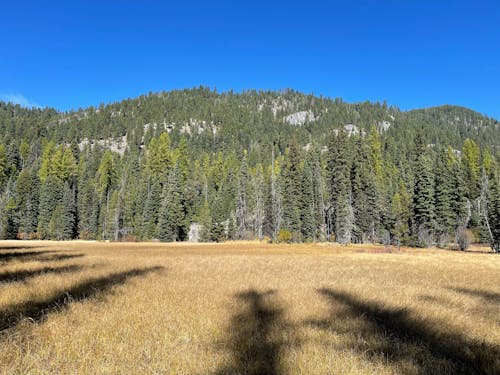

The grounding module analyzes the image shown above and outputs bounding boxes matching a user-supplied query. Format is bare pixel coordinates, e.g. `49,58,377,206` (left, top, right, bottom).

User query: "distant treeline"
0,88,498,251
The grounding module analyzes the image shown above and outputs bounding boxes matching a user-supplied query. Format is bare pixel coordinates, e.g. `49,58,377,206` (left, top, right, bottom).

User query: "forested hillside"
0,87,499,251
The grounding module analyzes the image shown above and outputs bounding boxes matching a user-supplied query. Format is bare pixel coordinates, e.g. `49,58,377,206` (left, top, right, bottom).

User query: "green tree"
157,165,186,242
486,170,500,252
434,149,454,245
37,175,63,239
412,153,436,246
236,152,250,239
0,144,7,190
141,180,162,239
462,138,480,198
327,130,352,243
281,138,302,240
97,151,116,239
300,153,316,241
391,180,410,248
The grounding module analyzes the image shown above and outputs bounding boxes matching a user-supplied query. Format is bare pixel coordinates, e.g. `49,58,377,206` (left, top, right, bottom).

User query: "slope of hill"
1,88,499,158
0,88,499,251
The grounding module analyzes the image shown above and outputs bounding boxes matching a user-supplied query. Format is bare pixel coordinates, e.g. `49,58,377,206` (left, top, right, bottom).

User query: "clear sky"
1,1,499,118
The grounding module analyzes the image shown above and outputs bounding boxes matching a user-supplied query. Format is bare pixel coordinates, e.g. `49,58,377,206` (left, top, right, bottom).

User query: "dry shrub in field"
277,229,292,243
456,229,474,251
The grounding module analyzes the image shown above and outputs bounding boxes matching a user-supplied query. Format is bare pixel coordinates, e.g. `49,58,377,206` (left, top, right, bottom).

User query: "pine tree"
16,169,40,238
210,191,227,242
300,153,316,241
97,151,116,239
37,175,63,239
462,138,480,199
434,149,454,245
350,138,379,242
106,189,122,240
252,164,265,241
486,170,500,252
281,138,302,241
147,132,172,179
412,153,436,246
60,183,77,239
450,158,470,235
0,193,18,239
391,179,411,248
141,180,162,239
0,144,7,191
78,178,100,239
236,152,250,239
268,146,282,241
157,166,186,242
335,190,354,244
38,141,55,183
327,130,352,243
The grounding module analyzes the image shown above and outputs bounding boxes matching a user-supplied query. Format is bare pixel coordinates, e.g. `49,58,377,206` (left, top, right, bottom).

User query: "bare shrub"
456,229,473,251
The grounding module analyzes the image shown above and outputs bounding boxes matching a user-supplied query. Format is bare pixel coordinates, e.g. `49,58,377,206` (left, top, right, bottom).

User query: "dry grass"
0,240,498,374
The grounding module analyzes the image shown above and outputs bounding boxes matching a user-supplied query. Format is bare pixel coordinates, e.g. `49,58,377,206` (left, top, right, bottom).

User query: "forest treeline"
0,88,498,251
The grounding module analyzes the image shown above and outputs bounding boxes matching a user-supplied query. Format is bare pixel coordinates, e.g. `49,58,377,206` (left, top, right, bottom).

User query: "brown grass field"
0,240,499,374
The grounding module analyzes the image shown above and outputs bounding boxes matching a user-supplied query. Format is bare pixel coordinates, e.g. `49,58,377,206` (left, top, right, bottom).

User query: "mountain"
1,88,499,158
0,87,499,251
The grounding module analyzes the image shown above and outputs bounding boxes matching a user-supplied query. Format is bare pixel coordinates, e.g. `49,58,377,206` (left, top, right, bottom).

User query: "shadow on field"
307,288,500,375
0,251,86,264
0,251,55,262
216,290,288,375
38,253,86,262
0,264,84,284
0,266,164,332
0,246,39,251
449,287,500,304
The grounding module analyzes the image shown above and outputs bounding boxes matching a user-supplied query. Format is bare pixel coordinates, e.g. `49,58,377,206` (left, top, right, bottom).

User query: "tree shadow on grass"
0,266,164,332
215,289,289,375
0,246,40,251
0,251,55,262
449,287,500,305
0,264,84,284
38,253,86,262
307,288,500,375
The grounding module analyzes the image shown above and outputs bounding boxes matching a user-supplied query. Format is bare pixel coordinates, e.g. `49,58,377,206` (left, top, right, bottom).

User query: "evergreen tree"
300,153,316,241
236,152,250,239
141,180,162,239
97,151,116,239
412,153,436,246
486,170,500,252
281,138,302,240
450,157,470,236
0,144,7,191
16,169,40,238
147,132,172,179
327,130,352,243
59,183,77,239
434,149,454,245
462,138,480,199
37,175,63,239
157,166,186,242
391,179,411,247
0,181,18,239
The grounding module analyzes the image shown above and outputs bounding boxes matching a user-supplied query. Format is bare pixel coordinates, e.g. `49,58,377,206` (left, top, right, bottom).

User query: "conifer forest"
0,88,499,252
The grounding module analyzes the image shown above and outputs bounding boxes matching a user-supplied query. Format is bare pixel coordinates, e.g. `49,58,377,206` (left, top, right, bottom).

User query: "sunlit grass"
0,240,498,374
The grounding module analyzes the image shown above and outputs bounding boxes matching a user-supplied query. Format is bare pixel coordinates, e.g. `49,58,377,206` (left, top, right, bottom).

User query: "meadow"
0,240,498,374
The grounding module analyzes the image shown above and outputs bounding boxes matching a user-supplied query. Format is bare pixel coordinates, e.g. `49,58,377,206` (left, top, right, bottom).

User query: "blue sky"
1,1,499,118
